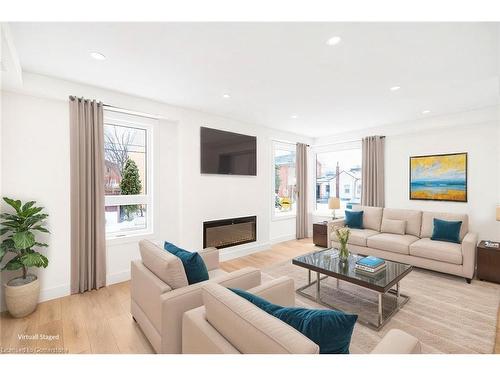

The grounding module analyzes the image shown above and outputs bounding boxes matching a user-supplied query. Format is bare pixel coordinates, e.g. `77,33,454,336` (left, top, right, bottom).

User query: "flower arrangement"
334,226,350,261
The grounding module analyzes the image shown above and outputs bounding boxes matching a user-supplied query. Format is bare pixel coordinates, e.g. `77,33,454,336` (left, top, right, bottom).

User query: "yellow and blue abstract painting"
410,153,467,202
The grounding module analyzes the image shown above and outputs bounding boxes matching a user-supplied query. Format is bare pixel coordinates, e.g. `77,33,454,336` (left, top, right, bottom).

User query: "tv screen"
200,127,257,176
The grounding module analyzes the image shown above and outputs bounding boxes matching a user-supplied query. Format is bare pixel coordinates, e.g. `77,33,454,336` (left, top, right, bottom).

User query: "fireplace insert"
203,216,257,249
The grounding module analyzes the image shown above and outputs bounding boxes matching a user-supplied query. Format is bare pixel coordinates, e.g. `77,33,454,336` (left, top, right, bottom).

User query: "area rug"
262,261,500,354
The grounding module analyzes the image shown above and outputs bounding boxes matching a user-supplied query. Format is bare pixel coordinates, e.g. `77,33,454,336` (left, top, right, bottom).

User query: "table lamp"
328,197,341,219
497,205,500,221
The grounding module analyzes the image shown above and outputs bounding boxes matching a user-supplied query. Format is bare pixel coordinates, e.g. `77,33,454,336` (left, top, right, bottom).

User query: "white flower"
334,226,350,245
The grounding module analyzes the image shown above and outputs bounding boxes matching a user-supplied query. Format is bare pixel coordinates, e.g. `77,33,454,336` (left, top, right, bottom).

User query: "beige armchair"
182,278,421,354
131,240,261,353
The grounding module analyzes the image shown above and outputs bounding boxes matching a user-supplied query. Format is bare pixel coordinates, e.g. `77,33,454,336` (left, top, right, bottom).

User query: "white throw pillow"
381,219,406,235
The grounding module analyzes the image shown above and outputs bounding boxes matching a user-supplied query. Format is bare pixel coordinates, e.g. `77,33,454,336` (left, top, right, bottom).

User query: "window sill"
106,230,154,245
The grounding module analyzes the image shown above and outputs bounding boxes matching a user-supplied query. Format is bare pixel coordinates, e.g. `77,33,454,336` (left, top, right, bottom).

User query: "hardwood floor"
1,238,499,354
220,238,315,272
0,239,313,354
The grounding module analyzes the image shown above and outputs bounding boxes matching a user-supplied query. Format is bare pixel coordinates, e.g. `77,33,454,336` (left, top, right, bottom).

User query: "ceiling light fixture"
390,86,401,91
291,115,298,119
421,110,431,114
222,93,231,99
90,52,106,60
326,36,342,46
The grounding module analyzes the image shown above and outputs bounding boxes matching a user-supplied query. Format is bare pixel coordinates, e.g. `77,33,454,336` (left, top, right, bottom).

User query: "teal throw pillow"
345,210,364,229
431,218,462,244
164,241,209,284
229,288,357,354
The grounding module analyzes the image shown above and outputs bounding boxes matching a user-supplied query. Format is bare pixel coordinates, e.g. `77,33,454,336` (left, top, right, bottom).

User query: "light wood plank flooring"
1,238,499,354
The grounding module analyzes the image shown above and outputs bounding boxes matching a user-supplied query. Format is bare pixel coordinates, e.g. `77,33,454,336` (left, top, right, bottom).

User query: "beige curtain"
361,136,385,207
296,143,308,239
69,96,106,293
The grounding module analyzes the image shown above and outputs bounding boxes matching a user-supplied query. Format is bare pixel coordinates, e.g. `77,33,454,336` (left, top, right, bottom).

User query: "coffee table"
292,248,413,330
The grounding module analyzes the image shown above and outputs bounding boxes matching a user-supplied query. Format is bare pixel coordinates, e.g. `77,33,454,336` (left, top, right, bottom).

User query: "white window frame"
312,141,362,216
103,110,155,239
271,140,297,221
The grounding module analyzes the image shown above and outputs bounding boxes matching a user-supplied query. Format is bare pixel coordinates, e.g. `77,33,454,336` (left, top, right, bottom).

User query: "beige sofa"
131,240,261,353
182,279,421,354
329,206,478,282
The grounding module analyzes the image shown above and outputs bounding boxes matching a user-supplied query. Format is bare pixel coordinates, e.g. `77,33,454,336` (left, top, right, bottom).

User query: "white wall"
1,72,311,305
385,121,500,242
313,107,500,242
1,93,71,309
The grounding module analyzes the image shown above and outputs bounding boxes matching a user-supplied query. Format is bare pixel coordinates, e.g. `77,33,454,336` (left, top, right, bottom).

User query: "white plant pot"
4,274,40,318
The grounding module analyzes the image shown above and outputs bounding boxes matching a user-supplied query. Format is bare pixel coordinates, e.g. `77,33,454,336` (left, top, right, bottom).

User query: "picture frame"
409,152,467,202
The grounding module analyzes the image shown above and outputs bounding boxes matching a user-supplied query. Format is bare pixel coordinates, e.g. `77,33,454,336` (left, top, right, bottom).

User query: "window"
104,109,155,237
315,147,362,213
273,141,296,216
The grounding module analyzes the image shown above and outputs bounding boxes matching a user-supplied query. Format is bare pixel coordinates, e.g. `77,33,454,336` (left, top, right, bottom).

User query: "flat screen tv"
200,127,257,176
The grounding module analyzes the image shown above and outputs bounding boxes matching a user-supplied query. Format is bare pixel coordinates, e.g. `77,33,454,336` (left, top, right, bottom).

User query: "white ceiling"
8,22,500,137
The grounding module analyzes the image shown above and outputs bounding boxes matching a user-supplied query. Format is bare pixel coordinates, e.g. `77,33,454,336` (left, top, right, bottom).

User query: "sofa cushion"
139,240,188,289
381,219,406,235
202,283,319,354
421,211,468,241
164,242,209,285
367,233,420,255
431,218,462,244
381,208,422,237
352,206,383,231
230,288,357,354
409,238,462,265
344,228,379,246
345,210,363,229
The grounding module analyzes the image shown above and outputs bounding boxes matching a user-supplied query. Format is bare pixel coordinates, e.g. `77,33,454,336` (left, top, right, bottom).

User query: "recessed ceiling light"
422,110,431,114
326,36,342,46
222,93,231,99
390,86,401,91
291,115,298,119
90,52,106,60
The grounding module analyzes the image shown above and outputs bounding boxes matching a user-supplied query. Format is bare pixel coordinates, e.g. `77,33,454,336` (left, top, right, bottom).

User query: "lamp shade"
497,205,500,221
328,197,341,210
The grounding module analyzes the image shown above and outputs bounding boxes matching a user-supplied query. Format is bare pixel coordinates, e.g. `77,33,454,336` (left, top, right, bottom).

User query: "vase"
4,274,40,318
339,242,350,262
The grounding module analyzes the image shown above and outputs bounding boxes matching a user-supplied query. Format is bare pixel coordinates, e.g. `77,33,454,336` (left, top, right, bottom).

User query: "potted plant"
0,198,49,318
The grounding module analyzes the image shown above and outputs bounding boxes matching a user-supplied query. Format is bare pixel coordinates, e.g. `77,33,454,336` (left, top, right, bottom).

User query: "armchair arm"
160,267,260,353
370,329,421,354
247,277,295,306
461,232,478,279
130,260,172,333
200,247,219,271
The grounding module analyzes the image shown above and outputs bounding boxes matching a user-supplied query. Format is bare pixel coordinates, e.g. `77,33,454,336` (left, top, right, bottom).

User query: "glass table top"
292,248,413,292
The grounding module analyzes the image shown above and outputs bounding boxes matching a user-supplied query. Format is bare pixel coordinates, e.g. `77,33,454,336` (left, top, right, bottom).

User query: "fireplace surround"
203,216,257,249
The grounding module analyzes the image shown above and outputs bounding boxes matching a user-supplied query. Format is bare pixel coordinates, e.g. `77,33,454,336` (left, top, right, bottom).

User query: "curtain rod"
103,104,160,120
313,135,385,148
273,139,310,147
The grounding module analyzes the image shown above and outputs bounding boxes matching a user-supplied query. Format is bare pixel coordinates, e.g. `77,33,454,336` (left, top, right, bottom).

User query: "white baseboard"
219,241,271,262
269,234,296,245
1,283,71,312
39,283,71,302
106,270,131,286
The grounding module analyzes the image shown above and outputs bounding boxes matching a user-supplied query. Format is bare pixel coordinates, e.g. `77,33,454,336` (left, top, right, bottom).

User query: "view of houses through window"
316,147,362,213
273,142,297,215
104,110,152,236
